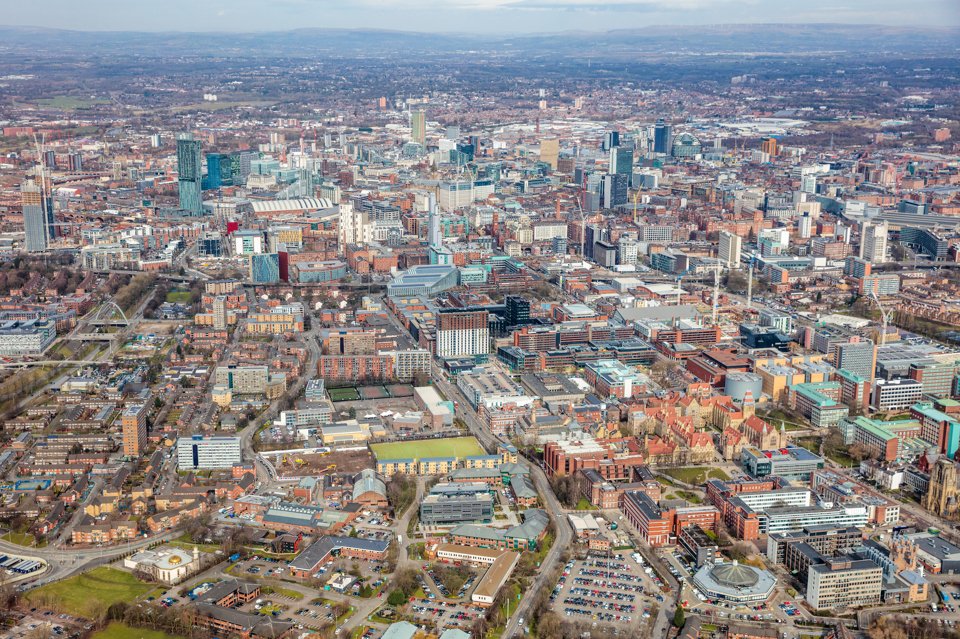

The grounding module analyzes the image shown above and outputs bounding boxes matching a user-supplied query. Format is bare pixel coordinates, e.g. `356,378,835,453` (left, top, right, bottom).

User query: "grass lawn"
1,531,36,546
661,467,730,486
26,567,154,618
165,291,193,303
575,497,597,510
370,436,485,460
92,622,185,639
328,387,361,402
35,96,109,109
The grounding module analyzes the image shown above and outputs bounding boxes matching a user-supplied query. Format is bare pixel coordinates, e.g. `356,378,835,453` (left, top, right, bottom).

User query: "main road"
430,367,572,638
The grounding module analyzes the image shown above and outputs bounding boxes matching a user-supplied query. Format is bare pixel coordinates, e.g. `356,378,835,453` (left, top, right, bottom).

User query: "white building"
176,435,242,470
338,203,372,250
438,180,495,211
718,231,742,267
860,220,888,263
124,546,203,584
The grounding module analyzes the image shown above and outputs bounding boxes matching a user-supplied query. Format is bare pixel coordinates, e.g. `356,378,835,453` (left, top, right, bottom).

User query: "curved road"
430,367,573,639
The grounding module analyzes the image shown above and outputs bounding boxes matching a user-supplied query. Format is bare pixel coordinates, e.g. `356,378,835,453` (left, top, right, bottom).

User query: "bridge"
71,333,119,342
0,360,98,369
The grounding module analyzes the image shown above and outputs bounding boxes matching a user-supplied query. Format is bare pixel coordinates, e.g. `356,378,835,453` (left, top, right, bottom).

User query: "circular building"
725,372,763,403
671,132,702,158
692,561,776,603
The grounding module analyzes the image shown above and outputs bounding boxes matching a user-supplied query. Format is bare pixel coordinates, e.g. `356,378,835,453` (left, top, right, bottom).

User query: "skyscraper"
21,178,54,253
427,193,442,249
602,131,620,151
176,133,203,215
718,231,742,267
539,138,559,170
410,110,426,146
653,119,672,154
609,146,633,180
859,221,888,263
601,173,628,208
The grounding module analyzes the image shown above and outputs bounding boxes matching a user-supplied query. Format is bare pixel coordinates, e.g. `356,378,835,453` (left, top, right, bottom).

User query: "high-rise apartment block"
21,179,54,253
121,404,148,457
176,133,204,215
410,110,426,145
859,221,888,263
718,231,742,267
436,309,489,360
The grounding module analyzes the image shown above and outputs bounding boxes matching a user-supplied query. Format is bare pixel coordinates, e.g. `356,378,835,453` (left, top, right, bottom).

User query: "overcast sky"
3,0,958,33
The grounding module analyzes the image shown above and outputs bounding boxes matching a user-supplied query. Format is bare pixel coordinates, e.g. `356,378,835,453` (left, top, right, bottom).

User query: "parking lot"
409,597,485,632
8,612,88,639
549,552,664,630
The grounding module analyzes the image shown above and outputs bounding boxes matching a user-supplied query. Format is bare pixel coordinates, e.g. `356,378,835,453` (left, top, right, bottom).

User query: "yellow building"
419,457,457,475
212,385,232,408
377,459,418,477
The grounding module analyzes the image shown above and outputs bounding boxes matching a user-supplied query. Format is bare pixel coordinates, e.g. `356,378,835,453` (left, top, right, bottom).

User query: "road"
237,321,323,489
9,528,183,590
429,367,573,638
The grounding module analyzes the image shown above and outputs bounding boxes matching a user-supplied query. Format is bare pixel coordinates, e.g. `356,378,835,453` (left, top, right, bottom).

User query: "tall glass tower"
22,179,54,253
177,133,204,215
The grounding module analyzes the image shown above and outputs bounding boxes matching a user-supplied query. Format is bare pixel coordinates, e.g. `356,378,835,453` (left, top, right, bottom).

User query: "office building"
420,483,494,526
22,178,56,253
807,556,882,611
410,110,426,145
121,404,148,457
740,446,825,481
436,309,489,360
176,435,242,470
872,378,923,412
671,133,702,158
0,318,57,355
438,180,495,211
835,341,876,381
653,119,672,154
504,296,530,327
859,221,888,263
609,146,633,179
908,361,956,398
176,133,204,215
718,231,742,268
601,173,628,208
593,240,618,267
766,526,864,567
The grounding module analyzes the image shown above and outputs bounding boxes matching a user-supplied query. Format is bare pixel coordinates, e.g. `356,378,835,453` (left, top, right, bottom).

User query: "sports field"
370,436,485,460
328,387,361,402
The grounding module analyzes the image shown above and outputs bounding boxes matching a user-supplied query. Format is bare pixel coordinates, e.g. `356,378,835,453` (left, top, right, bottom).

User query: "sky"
3,0,959,33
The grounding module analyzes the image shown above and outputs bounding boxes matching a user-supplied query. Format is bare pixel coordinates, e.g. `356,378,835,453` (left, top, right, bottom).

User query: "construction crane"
870,289,895,346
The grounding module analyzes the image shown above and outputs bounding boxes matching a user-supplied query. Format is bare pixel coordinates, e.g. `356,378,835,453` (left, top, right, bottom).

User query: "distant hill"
0,23,957,58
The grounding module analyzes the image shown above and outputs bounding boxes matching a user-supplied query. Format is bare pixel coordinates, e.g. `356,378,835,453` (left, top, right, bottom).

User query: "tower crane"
869,289,895,346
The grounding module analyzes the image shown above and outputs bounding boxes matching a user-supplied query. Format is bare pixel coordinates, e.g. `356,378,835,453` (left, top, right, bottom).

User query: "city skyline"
2,0,958,33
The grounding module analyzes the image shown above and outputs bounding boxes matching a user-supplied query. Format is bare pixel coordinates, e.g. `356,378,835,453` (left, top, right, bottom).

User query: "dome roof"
672,132,701,146
709,561,759,588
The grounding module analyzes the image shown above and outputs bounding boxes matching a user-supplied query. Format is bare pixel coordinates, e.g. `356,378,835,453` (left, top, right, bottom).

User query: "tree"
387,589,406,606
673,605,686,628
